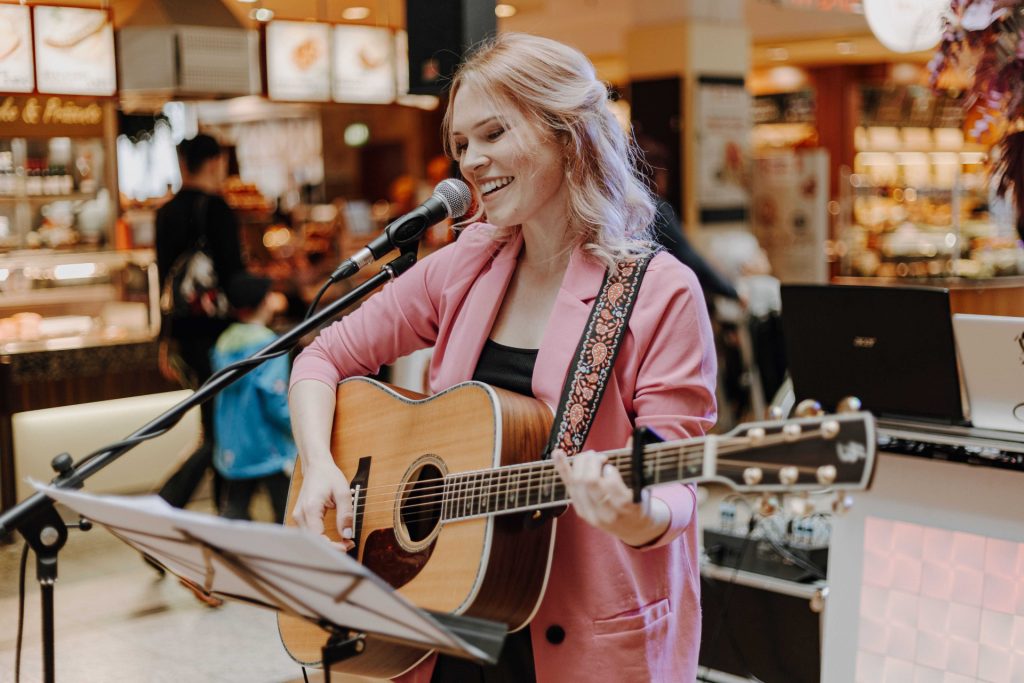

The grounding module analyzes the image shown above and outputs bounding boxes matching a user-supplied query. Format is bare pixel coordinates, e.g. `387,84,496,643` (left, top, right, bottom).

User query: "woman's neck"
518,202,572,276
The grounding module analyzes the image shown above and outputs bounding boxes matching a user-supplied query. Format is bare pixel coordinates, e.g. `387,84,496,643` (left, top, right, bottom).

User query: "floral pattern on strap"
546,255,653,457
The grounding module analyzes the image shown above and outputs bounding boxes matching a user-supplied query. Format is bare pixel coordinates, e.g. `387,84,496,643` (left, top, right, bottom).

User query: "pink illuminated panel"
856,517,1024,683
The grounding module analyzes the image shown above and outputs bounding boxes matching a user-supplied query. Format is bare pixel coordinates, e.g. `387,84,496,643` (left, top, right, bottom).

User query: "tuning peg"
794,399,824,418
747,427,766,445
782,423,802,441
759,493,776,516
821,420,840,439
743,467,763,486
810,586,829,614
816,465,837,486
767,405,785,420
778,465,799,486
836,396,862,413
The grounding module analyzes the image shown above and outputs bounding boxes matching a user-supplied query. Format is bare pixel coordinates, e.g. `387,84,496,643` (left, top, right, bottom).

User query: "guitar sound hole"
401,463,443,543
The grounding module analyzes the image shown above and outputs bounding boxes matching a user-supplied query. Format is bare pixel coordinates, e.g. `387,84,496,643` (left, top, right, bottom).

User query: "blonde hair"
442,32,656,267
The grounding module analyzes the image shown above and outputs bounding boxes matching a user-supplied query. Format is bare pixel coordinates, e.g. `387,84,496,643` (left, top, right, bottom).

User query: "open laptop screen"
780,284,964,424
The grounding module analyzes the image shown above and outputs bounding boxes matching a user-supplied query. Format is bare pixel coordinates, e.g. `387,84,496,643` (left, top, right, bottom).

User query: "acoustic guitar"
278,377,875,678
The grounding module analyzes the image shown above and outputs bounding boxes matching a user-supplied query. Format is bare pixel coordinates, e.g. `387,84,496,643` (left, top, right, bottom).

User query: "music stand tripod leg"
321,630,367,683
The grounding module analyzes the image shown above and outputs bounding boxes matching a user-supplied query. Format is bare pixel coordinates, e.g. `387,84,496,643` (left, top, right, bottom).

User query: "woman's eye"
453,142,467,155
487,128,505,141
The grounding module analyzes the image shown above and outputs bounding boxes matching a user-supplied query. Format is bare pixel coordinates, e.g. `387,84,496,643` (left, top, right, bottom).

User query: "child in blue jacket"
211,274,294,522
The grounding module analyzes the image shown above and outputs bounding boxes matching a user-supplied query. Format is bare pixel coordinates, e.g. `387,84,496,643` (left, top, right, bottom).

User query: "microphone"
331,179,473,281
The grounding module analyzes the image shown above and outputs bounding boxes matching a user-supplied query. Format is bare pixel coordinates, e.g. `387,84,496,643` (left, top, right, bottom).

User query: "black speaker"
405,0,496,95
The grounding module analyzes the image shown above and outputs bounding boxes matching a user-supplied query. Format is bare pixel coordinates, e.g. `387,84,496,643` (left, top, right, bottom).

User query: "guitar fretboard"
438,442,707,522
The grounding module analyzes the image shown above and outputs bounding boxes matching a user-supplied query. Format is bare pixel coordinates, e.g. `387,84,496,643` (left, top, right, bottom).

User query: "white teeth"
480,177,513,195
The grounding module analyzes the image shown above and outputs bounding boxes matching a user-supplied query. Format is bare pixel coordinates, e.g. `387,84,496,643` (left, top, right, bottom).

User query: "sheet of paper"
33,483,480,657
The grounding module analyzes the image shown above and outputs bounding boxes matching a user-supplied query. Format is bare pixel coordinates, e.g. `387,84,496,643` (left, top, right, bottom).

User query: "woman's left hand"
552,448,671,547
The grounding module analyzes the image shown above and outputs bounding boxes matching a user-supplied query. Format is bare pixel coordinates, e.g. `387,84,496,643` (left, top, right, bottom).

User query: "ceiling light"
495,4,517,18
237,0,257,3
863,0,945,53
251,7,274,21
836,41,857,55
342,6,371,20
768,47,789,62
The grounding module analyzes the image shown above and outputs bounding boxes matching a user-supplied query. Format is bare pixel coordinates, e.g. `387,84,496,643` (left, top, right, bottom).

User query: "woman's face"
450,83,567,230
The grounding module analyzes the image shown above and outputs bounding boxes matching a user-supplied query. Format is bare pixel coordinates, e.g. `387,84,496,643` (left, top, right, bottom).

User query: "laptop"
953,314,1024,433
780,284,965,424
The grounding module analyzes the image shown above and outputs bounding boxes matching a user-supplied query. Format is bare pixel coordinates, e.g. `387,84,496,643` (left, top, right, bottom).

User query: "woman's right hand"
291,459,355,551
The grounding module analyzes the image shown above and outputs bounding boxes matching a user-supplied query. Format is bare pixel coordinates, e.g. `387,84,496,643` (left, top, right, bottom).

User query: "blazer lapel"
442,231,523,383
532,248,608,408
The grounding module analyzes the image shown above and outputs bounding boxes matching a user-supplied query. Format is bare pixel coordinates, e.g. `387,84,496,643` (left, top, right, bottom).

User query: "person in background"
212,274,294,522
288,32,716,681
635,133,742,306
155,134,245,512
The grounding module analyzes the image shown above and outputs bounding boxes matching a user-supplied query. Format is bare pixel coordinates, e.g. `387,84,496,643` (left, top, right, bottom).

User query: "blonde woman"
289,33,717,681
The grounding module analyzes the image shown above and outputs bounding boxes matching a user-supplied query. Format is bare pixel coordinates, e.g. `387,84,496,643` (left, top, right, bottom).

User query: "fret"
676,445,683,482
654,448,662,485
547,464,557,502
462,475,470,518
473,472,482,517
505,469,514,509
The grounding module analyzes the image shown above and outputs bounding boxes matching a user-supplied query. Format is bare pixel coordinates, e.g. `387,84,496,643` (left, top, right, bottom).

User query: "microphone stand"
0,248,421,683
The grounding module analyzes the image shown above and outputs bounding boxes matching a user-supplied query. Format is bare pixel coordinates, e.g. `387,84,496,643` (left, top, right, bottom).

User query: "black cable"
15,542,28,683
301,666,310,683
305,278,335,320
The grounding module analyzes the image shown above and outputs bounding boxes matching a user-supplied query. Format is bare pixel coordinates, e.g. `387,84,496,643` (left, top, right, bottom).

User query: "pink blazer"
291,223,718,682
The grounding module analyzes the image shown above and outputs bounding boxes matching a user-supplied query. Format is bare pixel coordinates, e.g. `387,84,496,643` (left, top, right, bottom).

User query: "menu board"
333,25,395,104
34,6,116,96
266,21,330,102
0,5,33,93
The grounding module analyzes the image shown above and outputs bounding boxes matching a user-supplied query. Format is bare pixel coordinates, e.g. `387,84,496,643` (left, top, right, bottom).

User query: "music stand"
33,483,506,681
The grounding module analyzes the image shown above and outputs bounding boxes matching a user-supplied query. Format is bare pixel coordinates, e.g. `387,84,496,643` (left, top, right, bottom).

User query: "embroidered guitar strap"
544,253,655,457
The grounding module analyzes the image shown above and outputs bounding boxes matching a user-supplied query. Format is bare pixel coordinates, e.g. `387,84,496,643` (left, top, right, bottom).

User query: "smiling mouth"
481,177,514,197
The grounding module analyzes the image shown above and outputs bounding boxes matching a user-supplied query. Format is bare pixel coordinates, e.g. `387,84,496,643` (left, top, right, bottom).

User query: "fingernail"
342,527,353,539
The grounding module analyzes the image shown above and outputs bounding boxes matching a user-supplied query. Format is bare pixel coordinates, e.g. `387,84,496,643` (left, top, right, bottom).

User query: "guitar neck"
436,410,873,522
439,439,704,522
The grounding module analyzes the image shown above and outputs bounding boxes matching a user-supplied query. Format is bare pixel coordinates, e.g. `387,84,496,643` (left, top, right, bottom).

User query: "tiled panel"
857,517,1024,683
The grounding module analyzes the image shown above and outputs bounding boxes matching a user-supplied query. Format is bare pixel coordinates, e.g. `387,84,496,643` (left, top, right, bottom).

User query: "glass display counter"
0,248,174,511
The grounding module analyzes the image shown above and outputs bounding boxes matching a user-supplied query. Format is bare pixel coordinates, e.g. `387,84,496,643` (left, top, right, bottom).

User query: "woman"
289,33,717,682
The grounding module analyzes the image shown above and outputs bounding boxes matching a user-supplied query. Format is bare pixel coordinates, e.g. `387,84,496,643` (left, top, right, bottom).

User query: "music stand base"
322,631,367,683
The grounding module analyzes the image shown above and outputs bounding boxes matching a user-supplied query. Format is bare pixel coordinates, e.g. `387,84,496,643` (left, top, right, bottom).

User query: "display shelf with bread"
837,122,1023,280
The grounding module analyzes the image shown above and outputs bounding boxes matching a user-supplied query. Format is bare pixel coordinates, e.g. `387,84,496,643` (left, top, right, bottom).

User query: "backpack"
160,193,231,320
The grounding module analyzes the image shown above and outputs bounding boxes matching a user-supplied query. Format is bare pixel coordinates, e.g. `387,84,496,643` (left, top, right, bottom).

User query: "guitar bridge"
348,456,372,559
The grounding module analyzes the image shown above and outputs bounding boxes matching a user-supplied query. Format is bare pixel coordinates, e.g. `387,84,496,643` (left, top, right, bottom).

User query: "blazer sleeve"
630,253,719,549
289,239,464,390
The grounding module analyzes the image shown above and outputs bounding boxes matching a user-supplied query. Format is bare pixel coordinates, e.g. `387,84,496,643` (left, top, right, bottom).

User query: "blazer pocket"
593,597,671,636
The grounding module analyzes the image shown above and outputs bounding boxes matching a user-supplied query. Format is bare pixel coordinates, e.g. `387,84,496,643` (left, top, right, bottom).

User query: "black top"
471,339,539,397
430,338,539,683
155,188,245,339
651,199,739,302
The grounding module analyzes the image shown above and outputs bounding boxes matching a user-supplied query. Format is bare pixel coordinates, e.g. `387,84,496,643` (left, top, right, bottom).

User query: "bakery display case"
837,86,1024,280
0,249,159,353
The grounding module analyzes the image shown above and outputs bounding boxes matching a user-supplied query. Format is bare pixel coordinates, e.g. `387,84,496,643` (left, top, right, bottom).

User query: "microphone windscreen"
433,179,473,219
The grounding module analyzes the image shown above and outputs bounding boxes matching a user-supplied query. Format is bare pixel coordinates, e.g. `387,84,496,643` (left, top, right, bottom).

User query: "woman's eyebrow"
451,116,500,137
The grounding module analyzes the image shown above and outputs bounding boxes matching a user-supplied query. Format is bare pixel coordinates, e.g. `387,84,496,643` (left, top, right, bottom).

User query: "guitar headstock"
707,408,876,494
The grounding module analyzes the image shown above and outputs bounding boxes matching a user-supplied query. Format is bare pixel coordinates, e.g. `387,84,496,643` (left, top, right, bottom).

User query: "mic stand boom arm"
0,249,421,683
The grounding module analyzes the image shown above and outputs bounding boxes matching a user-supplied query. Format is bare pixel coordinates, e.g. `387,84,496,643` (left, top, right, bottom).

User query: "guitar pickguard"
362,528,436,590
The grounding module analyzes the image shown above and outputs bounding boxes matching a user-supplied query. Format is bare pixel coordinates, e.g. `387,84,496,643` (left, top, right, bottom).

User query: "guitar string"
346,432,831,522
351,431,838,522
339,426,830,503
342,427,831,505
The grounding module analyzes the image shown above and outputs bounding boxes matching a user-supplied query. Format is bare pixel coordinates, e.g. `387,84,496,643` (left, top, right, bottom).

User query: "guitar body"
277,377,555,679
